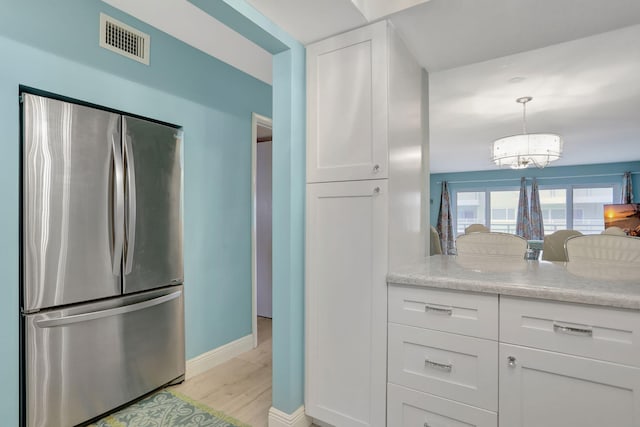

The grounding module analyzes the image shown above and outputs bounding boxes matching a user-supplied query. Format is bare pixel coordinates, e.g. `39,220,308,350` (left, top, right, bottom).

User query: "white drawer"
388,323,498,411
388,285,498,339
500,296,640,367
387,383,497,427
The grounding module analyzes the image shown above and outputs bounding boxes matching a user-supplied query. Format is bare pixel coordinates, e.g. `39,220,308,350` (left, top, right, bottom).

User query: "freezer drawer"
24,286,185,427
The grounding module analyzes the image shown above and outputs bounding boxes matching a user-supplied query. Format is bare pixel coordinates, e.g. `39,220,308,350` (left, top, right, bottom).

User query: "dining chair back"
455,232,527,257
464,224,490,234
601,226,627,236
541,230,583,262
565,234,640,263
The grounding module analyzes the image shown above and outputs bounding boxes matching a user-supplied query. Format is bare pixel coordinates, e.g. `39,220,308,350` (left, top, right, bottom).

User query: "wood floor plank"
172,317,273,427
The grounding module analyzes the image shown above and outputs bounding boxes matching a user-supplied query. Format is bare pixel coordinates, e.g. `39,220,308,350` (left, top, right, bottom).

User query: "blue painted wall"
0,0,272,423
430,161,640,227
190,0,308,414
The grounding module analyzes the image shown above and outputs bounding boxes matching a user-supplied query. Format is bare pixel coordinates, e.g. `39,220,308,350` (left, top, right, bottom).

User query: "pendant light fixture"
491,97,563,169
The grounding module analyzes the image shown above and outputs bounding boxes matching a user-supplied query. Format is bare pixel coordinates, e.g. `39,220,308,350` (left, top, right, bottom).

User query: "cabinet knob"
373,187,380,194
424,423,431,427
507,356,517,367
373,164,380,173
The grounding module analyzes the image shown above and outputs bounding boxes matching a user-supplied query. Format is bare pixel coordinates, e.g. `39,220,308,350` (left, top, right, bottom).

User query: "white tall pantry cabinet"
305,21,427,427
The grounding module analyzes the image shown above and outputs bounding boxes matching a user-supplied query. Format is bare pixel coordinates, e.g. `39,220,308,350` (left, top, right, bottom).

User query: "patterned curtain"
437,181,455,255
622,171,634,203
530,178,544,240
516,177,531,239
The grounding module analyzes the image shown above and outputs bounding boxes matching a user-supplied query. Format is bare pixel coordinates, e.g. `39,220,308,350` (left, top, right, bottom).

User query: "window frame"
452,182,619,235
569,184,618,234
453,185,519,234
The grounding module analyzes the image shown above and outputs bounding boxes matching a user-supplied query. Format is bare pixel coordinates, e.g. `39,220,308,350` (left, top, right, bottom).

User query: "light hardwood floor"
172,317,273,427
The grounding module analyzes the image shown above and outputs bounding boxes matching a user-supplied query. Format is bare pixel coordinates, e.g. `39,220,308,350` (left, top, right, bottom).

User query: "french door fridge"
21,92,185,427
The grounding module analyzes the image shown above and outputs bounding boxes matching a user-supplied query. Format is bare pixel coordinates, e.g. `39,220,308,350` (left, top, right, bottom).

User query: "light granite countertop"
387,255,640,310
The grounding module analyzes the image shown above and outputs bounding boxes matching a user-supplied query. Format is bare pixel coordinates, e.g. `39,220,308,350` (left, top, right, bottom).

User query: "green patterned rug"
90,389,251,427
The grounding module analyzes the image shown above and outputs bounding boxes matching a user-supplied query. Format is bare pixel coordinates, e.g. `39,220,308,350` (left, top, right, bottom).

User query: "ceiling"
106,0,640,173
428,24,640,173
245,0,640,173
389,0,640,173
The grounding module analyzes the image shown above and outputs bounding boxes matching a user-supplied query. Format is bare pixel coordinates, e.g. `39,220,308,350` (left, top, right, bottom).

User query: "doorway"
252,113,273,347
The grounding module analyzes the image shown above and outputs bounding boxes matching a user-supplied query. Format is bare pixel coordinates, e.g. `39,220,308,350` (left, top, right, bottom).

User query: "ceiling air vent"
99,13,150,65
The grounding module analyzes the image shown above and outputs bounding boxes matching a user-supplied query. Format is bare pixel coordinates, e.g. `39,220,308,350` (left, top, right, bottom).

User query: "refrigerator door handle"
112,133,125,276
34,290,182,328
124,133,137,275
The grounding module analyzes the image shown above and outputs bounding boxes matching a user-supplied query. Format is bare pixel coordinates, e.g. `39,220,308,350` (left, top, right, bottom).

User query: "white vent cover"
99,13,150,65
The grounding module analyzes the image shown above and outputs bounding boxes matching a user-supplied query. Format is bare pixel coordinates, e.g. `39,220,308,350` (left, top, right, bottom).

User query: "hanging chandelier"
491,96,563,169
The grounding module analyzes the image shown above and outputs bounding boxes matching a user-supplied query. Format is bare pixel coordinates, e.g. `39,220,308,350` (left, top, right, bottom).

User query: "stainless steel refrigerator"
21,92,185,427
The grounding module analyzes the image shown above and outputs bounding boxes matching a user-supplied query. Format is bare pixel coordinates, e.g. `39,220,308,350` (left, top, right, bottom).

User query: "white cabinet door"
306,21,388,183
500,343,640,427
306,180,388,427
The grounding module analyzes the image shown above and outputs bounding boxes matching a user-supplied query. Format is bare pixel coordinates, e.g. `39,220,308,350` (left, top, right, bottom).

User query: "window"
539,189,567,233
573,187,613,234
453,184,615,235
455,191,485,235
490,191,519,233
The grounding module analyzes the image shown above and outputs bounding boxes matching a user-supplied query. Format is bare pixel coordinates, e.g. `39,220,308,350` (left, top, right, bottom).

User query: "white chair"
455,232,528,257
565,234,640,263
542,230,583,262
464,224,490,234
601,226,627,236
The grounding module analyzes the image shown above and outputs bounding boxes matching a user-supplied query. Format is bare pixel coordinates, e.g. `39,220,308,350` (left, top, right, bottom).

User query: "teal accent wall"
189,0,307,414
0,1,272,424
270,47,306,413
430,162,640,227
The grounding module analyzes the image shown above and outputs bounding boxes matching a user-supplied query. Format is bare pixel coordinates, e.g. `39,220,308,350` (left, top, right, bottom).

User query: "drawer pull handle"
424,358,452,372
424,304,452,316
553,323,593,337
507,356,517,367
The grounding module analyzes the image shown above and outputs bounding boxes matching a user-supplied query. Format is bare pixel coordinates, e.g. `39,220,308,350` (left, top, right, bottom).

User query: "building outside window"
539,188,567,233
490,191,518,233
573,187,614,233
455,191,485,235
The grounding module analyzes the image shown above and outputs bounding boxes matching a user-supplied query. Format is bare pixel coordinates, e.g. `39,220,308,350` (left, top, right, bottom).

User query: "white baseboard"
185,334,253,379
268,406,312,427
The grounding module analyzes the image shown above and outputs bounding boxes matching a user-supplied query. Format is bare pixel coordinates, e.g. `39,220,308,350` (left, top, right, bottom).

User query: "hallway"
172,317,272,427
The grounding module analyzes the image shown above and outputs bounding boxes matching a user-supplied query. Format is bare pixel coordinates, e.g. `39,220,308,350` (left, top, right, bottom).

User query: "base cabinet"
499,344,640,427
387,383,497,427
387,285,640,427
